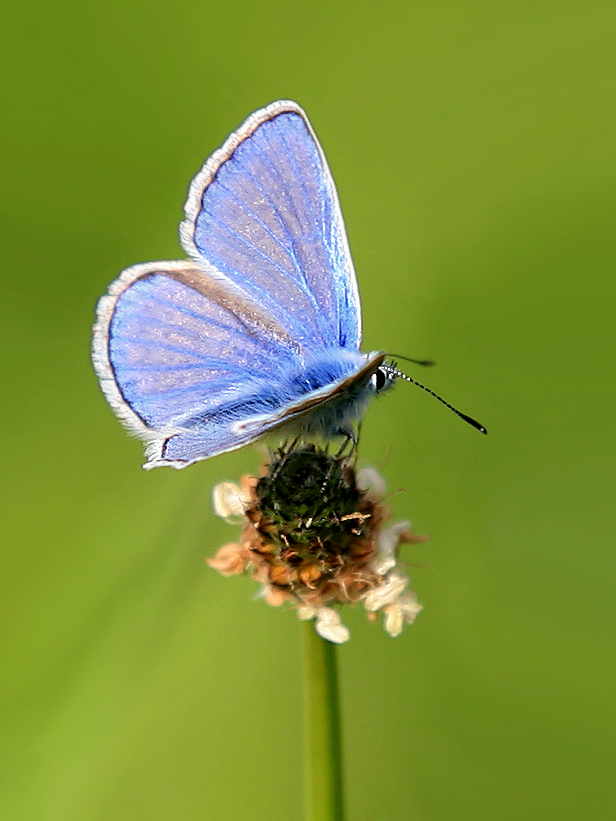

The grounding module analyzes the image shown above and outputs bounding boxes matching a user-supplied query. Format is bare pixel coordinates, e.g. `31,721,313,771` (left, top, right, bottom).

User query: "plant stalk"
303,622,345,821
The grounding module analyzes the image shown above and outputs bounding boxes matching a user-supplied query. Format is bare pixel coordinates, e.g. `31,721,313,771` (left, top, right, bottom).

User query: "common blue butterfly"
92,101,395,469
92,101,484,470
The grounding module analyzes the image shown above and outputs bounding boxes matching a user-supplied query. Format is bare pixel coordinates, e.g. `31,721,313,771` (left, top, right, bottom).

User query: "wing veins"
198,209,323,340
161,263,301,354
124,299,282,366
255,145,330,310
278,126,322,237
115,307,245,349
133,378,245,401
110,337,230,364
234,161,327,326
213,177,300,277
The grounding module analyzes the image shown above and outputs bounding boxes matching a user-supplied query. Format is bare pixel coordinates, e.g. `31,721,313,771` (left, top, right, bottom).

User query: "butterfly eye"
370,366,391,392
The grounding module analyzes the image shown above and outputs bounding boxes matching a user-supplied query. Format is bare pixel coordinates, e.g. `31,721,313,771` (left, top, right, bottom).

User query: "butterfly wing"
93,261,380,468
180,100,362,352
93,101,372,469
93,260,297,466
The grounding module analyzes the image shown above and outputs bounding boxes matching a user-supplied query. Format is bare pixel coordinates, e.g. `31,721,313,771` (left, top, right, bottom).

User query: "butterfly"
91,101,398,469
92,101,485,470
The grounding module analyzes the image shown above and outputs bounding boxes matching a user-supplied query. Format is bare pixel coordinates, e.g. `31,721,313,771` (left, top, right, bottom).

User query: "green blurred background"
2,1,614,819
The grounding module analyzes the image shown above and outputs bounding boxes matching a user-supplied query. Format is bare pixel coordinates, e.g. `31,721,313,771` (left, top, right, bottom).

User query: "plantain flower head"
208,444,424,643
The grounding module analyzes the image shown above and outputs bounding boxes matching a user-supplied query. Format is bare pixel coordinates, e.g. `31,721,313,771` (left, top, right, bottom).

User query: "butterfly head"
369,362,401,393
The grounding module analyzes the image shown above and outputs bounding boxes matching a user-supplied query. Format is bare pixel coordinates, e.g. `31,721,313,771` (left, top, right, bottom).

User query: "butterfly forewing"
181,101,362,351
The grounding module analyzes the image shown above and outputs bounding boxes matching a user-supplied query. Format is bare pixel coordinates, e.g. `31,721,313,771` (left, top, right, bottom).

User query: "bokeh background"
2,1,614,819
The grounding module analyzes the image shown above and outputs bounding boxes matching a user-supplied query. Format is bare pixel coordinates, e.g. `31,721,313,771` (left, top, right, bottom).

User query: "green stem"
303,621,345,821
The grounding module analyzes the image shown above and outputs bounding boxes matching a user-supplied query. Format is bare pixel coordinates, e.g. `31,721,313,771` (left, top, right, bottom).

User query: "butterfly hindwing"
93,261,302,464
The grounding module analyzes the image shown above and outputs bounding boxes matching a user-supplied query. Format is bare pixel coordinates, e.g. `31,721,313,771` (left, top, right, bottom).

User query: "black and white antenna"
384,355,487,434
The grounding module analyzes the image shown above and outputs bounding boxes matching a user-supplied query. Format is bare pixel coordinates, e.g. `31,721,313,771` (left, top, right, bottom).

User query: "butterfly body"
93,101,388,468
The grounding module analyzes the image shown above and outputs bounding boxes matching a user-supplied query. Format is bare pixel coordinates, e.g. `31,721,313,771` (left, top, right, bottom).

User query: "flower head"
208,444,425,643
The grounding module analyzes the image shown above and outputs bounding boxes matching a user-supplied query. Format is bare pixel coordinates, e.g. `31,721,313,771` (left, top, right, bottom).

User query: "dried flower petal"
373,521,411,576
356,467,387,500
262,585,291,607
206,542,247,576
297,604,318,621
399,591,423,623
363,573,408,611
314,608,350,644
383,603,405,637
212,481,249,523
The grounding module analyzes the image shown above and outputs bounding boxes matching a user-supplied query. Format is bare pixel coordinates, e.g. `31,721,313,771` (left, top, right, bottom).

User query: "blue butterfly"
93,101,485,469
92,101,395,469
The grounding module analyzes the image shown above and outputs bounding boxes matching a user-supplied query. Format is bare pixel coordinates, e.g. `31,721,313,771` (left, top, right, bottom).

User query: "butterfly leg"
270,435,303,479
333,425,359,461
314,427,358,496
